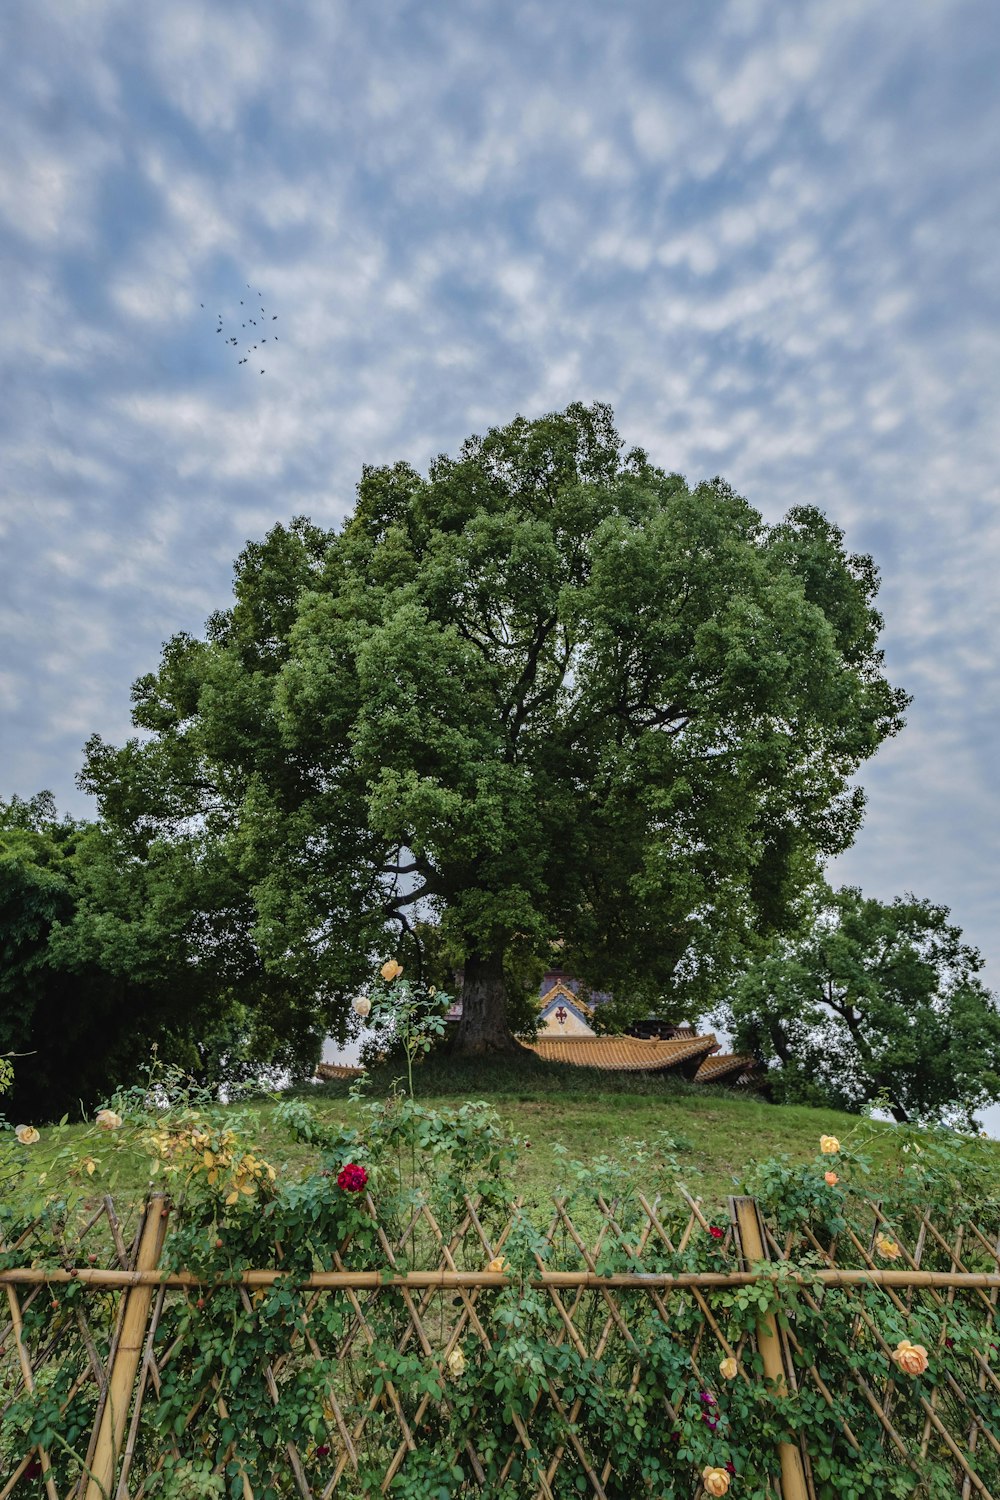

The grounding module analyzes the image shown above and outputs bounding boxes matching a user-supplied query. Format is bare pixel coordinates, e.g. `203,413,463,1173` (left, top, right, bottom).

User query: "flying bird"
206,285,279,370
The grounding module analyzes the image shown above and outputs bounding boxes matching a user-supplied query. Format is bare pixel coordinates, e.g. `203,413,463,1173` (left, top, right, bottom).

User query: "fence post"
729,1196,809,1500
84,1193,168,1500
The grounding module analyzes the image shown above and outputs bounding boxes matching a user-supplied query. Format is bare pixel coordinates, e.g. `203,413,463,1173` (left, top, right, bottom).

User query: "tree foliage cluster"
4,401,997,1124
725,884,1000,1128
0,792,318,1121
80,402,907,1057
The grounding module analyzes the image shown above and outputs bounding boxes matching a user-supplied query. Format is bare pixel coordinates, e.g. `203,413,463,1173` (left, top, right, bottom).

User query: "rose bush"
2,1055,999,1497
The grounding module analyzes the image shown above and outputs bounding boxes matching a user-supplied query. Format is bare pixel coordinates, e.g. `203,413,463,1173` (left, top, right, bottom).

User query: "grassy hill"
19,1052,987,1213
302,1055,929,1205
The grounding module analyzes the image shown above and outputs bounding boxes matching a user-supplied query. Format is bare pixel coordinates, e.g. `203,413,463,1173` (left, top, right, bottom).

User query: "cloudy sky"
2,1,998,1043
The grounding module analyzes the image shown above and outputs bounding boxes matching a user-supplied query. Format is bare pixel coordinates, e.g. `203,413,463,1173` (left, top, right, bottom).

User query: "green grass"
21,1051,976,1216
301,1055,910,1204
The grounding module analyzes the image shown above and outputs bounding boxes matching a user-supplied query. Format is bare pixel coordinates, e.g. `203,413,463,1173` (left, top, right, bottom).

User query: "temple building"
317,969,761,1087
524,969,761,1087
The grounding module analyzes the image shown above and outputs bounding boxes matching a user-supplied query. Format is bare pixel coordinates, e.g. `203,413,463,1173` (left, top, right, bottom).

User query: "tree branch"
382,881,438,913
505,613,558,746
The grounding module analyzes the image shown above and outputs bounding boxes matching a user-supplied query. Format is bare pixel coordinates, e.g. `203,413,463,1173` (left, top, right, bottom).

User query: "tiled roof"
695,1053,759,1084
628,1021,696,1040
316,1062,365,1081
525,1034,718,1074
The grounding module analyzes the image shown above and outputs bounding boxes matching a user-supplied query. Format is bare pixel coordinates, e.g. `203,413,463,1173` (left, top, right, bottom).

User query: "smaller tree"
726,885,1000,1127
0,794,321,1121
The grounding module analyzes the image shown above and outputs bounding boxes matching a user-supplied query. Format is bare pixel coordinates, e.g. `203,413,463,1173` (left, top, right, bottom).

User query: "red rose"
709,1226,725,1239
337,1163,368,1192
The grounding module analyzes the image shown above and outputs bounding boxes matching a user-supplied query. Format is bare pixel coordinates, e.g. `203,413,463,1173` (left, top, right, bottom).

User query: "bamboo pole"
84,1193,168,1500
3,1284,59,1500
4,1265,1000,1290
730,1196,810,1500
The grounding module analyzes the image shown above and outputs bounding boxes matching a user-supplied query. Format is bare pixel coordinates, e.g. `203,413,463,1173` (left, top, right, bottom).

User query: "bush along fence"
1,1097,1000,1498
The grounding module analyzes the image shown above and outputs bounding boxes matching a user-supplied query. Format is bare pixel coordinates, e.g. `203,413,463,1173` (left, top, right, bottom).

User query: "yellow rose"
14,1124,40,1146
718,1356,738,1380
487,1255,509,1274
875,1233,901,1260
446,1347,466,1378
352,995,372,1018
702,1466,731,1496
95,1109,123,1131
820,1135,840,1155
380,959,403,982
891,1339,928,1376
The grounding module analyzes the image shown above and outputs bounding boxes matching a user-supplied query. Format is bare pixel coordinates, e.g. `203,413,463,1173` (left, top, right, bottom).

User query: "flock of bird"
201,285,277,372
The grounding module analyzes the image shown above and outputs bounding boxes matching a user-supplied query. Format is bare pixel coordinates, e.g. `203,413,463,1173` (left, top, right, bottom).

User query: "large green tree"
82,403,908,1054
726,885,1000,1126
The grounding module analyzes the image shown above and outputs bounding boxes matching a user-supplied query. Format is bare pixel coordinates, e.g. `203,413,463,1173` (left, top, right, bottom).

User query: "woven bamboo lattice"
0,1192,148,1500
2,1190,999,1498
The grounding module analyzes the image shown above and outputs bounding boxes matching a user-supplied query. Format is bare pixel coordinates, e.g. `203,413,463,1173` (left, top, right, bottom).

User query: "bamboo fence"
1,1188,999,1498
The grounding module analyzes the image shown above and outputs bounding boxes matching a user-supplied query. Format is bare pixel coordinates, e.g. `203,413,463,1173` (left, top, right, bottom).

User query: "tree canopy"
726,884,1000,1126
81,402,908,1054
0,793,316,1120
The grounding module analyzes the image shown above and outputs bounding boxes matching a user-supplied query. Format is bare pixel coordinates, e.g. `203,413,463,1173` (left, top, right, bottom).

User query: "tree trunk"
837,1004,910,1122
452,950,523,1056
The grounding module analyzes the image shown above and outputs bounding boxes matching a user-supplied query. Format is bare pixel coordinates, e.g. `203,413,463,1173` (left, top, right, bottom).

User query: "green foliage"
355,967,452,1097
0,792,160,1119
726,884,1000,1126
0,794,316,1121
79,402,907,1051
3,1089,998,1498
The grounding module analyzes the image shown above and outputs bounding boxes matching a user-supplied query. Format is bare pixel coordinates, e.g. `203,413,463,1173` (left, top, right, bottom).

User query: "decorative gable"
537,981,595,1036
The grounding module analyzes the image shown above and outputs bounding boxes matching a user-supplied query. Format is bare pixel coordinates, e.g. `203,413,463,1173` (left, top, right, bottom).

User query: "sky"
2,0,999,1110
